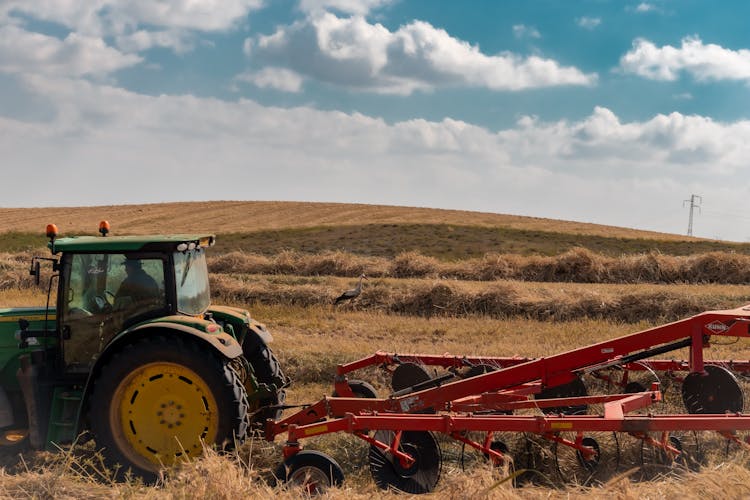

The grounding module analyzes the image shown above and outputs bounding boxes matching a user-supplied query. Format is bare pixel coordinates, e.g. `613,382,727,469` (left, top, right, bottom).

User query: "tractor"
0,222,289,479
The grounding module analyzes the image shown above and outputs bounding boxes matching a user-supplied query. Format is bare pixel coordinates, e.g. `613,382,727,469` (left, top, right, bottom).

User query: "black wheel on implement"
535,377,588,415
369,430,442,494
332,379,378,398
88,336,250,481
276,450,344,494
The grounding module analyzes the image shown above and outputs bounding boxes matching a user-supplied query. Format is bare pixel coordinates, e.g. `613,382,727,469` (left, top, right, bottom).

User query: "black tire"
243,338,289,424
332,379,378,398
276,450,344,493
88,335,249,481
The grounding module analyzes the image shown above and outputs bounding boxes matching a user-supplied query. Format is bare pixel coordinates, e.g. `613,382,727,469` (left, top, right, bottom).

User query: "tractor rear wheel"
243,340,288,424
89,336,249,481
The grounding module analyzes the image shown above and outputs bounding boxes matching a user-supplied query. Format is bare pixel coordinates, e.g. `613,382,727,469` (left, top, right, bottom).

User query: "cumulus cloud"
248,13,596,94
236,67,305,92
0,25,141,77
0,0,264,55
620,37,750,82
4,75,750,239
576,17,601,29
1,0,264,34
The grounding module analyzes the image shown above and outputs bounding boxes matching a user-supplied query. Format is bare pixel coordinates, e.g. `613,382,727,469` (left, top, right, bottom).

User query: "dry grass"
207,248,750,284
209,273,750,323
4,434,750,499
5,291,750,497
0,201,695,241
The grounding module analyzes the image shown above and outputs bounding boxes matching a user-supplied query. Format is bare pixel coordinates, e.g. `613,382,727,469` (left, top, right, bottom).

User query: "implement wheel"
535,377,588,415
332,379,378,398
89,336,249,480
369,430,442,494
276,450,344,494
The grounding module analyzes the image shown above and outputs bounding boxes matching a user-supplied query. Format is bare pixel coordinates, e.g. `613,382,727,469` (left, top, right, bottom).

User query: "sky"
2,1,750,241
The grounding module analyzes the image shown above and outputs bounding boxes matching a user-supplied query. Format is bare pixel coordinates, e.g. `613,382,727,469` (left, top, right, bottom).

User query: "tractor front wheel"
89,336,249,481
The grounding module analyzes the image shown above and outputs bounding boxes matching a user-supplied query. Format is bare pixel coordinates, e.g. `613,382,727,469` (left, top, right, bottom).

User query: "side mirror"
29,261,41,286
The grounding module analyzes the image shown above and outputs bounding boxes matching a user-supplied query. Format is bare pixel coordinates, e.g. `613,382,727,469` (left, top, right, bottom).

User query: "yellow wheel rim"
0,428,28,446
110,362,220,471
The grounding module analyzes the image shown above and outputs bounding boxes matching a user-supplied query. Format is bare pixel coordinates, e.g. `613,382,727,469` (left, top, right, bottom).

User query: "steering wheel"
93,291,114,312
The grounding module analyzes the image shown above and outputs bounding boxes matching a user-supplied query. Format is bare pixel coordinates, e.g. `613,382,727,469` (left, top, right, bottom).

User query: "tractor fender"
0,386,13,428
126,322,243,359
208,305,274,344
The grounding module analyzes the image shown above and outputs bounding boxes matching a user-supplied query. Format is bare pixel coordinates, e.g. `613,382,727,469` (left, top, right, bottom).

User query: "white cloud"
115,30,194,54
4,75,750,240
0,1,264,55
1,1,264,34
576,17,601,29
0,25,141,77
636,2,655,12
512,24,541,39
620,37,750,82
248,13,596,94
298,0,394,15
236,67,305,92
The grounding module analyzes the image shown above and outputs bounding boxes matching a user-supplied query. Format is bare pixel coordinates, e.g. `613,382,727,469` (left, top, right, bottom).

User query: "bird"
334,273,367,305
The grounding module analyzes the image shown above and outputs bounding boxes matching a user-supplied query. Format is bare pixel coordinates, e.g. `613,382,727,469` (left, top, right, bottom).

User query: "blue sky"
2,1,750,241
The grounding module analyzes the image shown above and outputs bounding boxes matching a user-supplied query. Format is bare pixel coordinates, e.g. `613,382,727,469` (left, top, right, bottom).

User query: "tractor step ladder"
45,387,82,449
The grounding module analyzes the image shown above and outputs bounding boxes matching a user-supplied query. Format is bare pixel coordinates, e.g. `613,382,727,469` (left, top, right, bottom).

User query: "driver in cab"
114,258,161,313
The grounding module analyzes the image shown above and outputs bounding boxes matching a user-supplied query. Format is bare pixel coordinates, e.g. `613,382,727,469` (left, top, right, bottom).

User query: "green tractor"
0,222,289,479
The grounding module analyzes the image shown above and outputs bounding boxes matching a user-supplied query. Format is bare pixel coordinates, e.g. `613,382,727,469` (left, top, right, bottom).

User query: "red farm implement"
266,304,750,493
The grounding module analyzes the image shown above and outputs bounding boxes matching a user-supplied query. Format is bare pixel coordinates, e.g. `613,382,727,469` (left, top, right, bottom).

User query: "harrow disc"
391,362,432,393
682,365,743,414
369,430,442,494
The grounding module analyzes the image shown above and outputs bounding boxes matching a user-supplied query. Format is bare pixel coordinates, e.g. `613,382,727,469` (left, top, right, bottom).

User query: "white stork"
334,274,368,305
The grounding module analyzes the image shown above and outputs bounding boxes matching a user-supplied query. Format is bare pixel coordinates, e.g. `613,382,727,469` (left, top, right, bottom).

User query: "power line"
683,194,702,236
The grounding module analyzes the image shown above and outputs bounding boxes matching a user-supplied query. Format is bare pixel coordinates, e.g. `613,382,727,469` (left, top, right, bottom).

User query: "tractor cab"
49,230,214,373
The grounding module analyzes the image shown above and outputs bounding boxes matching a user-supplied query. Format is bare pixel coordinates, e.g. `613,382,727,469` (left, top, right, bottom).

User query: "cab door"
59,253,167,372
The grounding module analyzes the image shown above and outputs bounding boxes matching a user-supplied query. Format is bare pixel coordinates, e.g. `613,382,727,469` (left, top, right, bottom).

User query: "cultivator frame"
267,305,750,493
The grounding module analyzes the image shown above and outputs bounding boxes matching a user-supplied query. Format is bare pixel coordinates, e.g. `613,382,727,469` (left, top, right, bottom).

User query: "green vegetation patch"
0,232,48,253
216,224,750,259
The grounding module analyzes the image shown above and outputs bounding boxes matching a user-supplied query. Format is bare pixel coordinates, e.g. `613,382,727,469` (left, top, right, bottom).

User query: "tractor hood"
0,307,56,337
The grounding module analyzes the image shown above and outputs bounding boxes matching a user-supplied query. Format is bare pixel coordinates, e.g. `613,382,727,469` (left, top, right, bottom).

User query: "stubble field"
2,201,750,499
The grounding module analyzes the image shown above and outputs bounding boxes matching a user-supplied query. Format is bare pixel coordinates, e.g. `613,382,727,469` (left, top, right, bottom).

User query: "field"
2,201,750,499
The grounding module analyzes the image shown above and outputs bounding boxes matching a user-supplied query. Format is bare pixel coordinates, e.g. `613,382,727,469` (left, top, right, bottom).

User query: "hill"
2,201,750,257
